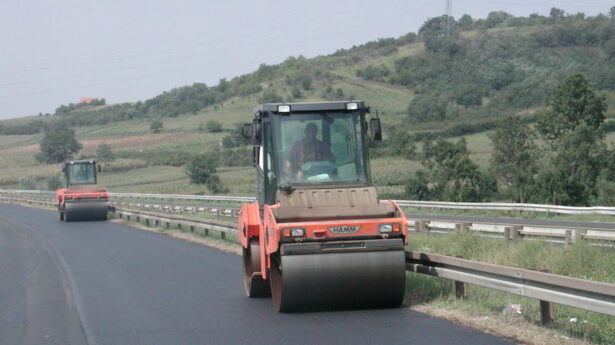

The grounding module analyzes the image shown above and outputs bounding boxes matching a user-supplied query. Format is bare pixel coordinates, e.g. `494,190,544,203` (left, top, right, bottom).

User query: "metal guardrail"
394,199,615,216
1,194,614,321
410,218,615,244
2,190,615,244
113,208,615,319
406,252,615,318
4,189,615,215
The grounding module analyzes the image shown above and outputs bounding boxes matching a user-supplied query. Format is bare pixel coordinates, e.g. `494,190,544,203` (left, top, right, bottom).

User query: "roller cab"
57,160,109,222
238,101,408,312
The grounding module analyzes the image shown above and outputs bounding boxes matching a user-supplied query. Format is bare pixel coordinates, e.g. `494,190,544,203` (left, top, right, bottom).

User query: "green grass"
406,231,615,344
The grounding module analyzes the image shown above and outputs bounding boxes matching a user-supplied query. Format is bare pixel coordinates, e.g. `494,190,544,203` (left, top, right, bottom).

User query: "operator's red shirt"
287,138,335,170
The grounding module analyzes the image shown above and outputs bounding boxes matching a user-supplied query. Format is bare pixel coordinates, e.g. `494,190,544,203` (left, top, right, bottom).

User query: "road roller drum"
64,201,108,222
270,245,406,312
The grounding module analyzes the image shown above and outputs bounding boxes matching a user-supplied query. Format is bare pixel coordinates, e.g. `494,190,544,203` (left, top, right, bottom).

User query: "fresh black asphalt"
0,203,515,345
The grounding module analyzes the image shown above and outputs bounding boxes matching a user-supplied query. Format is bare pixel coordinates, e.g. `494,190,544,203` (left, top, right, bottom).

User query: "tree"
458,14,474,30
537,74,607,142
407,93,451,122
386,128,416,159
419,139,496,201
489,116,539,202
549,7,565,19
484,11,513,28
150,119,164,133
185,153,216,184
291,86,303,99
604,37,615,61
534,125,607,205
205,120,223,133
259,89,284,103
96,143,114,166
36,123,82,164
184,153,228,194
404,170,430,200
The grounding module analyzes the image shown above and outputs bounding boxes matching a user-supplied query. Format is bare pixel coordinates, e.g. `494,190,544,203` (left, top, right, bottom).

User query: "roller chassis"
57,188,109,222
239,199,409,312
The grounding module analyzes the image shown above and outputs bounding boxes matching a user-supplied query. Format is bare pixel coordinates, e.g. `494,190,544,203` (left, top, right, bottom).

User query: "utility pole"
442,0,453,37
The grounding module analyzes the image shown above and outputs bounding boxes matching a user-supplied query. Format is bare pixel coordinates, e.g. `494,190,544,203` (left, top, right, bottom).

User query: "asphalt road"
0,203,515,345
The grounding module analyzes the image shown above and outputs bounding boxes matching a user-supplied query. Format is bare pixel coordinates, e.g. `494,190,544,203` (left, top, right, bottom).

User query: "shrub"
150,119,164,133
19,176,37,190
46,175,64,190
96,143,114,166
205,120,223,133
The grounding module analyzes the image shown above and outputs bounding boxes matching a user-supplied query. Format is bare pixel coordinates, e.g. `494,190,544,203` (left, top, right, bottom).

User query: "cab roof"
253,100,366,114
65,160,96,165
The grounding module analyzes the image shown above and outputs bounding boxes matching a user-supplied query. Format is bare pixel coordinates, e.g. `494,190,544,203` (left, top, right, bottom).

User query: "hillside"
1,8,614,202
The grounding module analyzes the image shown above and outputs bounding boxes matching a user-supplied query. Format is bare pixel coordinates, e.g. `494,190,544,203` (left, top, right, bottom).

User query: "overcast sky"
0,0,612,119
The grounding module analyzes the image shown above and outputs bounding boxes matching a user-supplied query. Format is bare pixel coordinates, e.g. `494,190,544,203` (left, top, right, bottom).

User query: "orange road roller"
57,160,109,222
238,101,408,312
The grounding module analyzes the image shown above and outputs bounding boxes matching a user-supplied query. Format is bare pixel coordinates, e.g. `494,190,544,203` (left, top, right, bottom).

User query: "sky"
0,0,612,119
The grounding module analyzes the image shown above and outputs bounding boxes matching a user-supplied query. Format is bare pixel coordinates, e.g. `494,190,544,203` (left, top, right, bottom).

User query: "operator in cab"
286,123,335,181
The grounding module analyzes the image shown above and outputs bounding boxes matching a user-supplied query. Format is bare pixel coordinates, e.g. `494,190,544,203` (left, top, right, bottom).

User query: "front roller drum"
64,201,109,222
243,239,271,297
270,249,406,312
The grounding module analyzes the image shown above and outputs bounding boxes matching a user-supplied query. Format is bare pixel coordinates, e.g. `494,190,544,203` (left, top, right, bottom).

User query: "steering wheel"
300,161,337,177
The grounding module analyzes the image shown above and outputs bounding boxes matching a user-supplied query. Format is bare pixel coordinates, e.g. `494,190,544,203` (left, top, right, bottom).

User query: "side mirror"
241,123,252,138
370,118,382,142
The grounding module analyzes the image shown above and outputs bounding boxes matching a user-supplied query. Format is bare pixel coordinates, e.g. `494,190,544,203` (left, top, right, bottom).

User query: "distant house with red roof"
79,98,96,104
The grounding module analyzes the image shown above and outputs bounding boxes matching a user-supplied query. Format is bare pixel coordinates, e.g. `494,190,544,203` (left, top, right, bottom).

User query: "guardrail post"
504,226,522,241
220,231,226,240
145,218,150,226
565,230,573,245
177,223,181,230
573,229,585,243
190,226,194,233
455,281,466,299
455,222,471,232
415,220,428,232
204,228,210,236
453,255,466,298
540,300,554,327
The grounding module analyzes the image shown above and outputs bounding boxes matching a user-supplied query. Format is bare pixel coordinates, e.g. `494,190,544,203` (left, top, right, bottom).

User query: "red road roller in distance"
57,160,109,222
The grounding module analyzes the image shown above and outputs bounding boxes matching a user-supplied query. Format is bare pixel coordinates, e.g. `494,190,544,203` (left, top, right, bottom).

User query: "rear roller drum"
243,239,270,298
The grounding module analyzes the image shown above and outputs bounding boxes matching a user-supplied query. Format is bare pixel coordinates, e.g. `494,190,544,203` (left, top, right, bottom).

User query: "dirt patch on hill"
0,132,192,154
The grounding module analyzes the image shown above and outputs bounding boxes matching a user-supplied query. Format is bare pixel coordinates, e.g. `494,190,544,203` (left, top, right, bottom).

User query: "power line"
1,1,429,99
0,0,416,76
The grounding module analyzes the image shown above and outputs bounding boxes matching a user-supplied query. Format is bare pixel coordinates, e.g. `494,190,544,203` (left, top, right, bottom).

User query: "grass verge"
407,231,615,344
